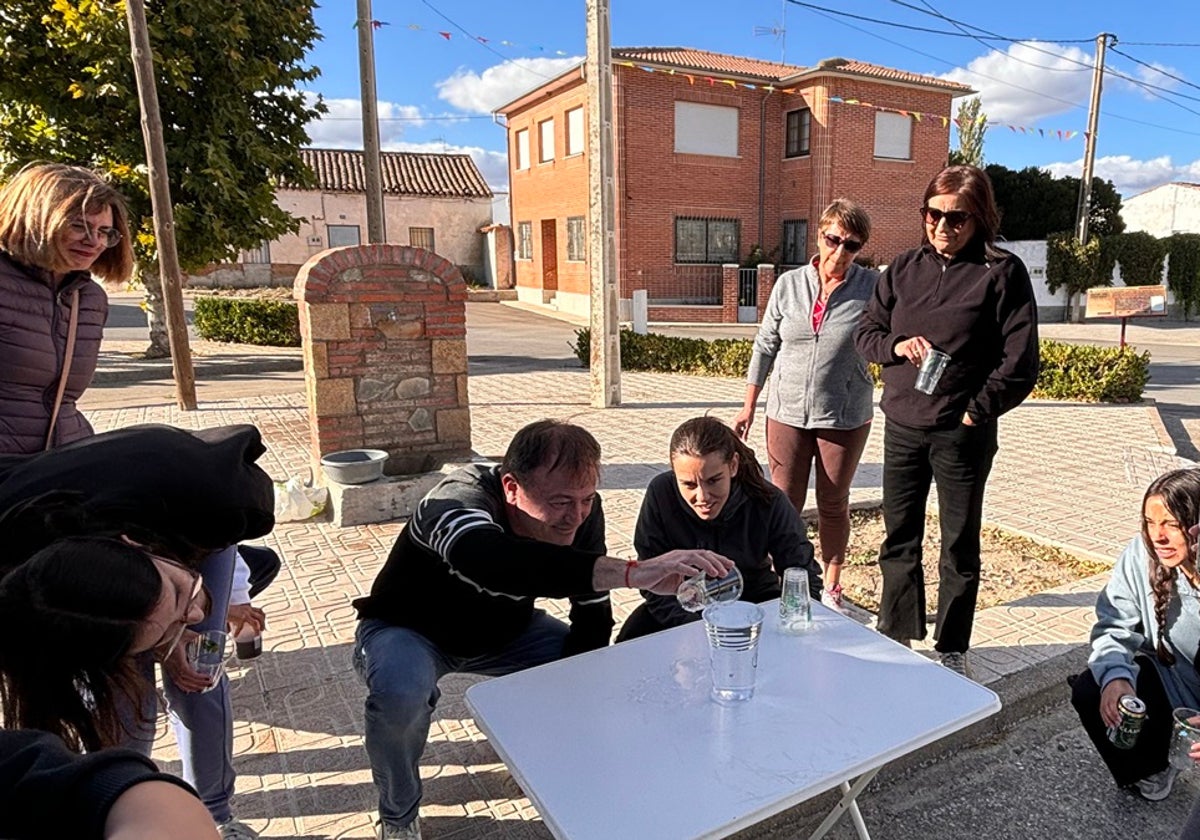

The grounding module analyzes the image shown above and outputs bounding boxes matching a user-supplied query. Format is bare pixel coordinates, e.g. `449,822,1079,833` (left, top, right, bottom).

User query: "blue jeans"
353,612,569,827
124,545,238,823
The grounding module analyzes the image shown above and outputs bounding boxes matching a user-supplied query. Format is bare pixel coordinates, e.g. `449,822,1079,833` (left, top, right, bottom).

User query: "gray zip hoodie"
746,261,878,429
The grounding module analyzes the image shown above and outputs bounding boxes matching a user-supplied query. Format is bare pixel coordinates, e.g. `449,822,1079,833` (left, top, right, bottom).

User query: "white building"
1121,182,1200,237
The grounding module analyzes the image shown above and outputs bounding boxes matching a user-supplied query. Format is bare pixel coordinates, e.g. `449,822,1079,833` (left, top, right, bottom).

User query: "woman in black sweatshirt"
854,164,1040,677
616,416,822,641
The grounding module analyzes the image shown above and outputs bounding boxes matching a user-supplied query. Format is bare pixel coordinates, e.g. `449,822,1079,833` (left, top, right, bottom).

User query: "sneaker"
1136,766,1180,801
217,821,260,840
821,584,850,615
377,817,422,840
938,651,972,679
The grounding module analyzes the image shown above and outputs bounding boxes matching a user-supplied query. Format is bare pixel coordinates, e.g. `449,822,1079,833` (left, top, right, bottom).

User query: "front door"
541,220,558,293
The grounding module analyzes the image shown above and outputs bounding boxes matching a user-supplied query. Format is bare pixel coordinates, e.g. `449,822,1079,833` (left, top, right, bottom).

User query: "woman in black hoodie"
617,416,822,641
854,164,1039,678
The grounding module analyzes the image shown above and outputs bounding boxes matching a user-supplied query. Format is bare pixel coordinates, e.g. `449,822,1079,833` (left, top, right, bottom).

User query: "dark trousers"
876,418,998,652
1070,658,1173,787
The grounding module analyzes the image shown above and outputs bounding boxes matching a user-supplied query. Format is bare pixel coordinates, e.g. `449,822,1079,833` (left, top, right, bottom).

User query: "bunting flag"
371,20,572,55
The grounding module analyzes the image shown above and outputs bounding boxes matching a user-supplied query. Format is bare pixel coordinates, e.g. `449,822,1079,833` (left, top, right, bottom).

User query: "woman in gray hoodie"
733,199,877,615
1070,468,1200,803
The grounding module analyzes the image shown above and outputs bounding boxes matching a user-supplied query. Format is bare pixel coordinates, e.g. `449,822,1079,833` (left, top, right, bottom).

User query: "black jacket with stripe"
352,464,613,657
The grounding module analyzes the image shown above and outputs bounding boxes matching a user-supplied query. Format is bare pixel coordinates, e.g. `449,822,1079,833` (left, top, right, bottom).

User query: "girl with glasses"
734,199,877,614
854,164,1040,678
0,162,133,455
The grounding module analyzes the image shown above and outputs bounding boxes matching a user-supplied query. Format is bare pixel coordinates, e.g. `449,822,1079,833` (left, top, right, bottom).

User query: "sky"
302,0,1200,201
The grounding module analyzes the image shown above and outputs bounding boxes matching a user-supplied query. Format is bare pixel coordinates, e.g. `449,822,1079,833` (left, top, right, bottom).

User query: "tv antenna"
753,0,788,63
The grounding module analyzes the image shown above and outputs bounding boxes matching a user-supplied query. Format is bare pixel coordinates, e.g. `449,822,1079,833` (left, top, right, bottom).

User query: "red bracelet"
624,559,639,588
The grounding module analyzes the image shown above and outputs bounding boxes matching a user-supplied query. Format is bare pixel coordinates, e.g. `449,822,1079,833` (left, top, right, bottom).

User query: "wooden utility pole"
586,0,621,407
124,0,196,409
1075,32,1112,246
356,0,386,243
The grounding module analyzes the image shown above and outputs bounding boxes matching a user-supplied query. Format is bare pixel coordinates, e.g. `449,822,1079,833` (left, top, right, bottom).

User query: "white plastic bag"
273,477,329,522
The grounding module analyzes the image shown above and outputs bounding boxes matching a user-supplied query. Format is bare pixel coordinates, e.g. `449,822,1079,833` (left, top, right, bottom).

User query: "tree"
986,164,1125,241
0,0,324,356
1046,232,1105,322
1166,233,1200,320
949,97,986,167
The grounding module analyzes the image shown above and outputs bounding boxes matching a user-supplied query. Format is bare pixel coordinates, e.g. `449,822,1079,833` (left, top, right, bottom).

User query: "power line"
782,0,1066,42
1109,46,1200,95
417,0,570,83
1120,41,1200,48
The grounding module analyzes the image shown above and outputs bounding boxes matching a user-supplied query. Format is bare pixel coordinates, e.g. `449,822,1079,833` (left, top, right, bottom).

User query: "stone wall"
294,245,471,477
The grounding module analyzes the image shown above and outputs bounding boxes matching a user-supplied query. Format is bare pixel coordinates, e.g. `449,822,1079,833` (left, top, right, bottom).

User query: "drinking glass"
703,602,764,703
1169,707,1200,771
915,349,950,394
677,566,743,613
186,630,232,694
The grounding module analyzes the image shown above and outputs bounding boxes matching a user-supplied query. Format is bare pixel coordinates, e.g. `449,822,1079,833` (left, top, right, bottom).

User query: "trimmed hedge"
193,296,301,347
573,329,1150,403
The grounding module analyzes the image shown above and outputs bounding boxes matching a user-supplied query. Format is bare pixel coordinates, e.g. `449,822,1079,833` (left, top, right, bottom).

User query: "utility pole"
124,0,197,410
586,0,621,407
1075,33,1112,245
356,0,386,243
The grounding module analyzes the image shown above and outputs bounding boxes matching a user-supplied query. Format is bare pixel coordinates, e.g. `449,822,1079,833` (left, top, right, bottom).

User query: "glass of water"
1170,707,1200,771
677,566,743,613
703,602,764,703
186,630,232,694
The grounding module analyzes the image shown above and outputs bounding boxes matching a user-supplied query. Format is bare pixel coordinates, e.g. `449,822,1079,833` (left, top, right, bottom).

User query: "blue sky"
304,0,1200,200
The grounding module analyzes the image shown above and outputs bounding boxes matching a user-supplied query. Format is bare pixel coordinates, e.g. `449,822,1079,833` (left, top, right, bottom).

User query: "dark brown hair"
0,162,135,282
1140,468,1200,666
668,416,773,505
922,164,1003,259
500,419,602,486
0,537,163,751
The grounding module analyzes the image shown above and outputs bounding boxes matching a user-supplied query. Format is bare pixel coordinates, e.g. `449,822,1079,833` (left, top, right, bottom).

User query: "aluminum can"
1107,695,1146,750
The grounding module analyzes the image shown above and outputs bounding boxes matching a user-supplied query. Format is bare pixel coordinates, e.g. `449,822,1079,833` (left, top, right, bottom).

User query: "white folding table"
465,601,1000,840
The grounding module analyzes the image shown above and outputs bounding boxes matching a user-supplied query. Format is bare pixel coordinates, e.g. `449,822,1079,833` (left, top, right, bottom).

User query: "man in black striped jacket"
352,419,732,840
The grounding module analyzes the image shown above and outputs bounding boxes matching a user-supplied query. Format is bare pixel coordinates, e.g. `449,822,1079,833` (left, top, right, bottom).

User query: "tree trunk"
138,262,171,358
1062,287,1072,323
1073,291,1086,323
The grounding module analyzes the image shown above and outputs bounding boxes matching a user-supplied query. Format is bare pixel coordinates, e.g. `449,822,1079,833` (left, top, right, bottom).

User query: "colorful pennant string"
365,20,571,55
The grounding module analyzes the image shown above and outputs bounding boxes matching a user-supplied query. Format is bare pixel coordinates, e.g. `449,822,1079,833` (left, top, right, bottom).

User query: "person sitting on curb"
1070,467,1200,803
617,416,822,641
352,419,734,840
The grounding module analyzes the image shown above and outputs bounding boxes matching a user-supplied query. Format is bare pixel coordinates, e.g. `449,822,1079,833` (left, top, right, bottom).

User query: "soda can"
1107,695,1146,750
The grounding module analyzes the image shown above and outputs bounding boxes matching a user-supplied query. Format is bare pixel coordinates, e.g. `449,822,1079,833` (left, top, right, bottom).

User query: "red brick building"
497,47,972,323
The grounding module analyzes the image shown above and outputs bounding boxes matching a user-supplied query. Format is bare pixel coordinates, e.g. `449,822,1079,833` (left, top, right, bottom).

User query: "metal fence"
629,265,723,306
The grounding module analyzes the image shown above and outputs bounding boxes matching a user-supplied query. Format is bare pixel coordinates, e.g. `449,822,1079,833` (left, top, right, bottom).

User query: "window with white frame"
674,102,739,157
785,108,811,158
566,216,586,261
566,106,584,156
874,111,912,160
782,220,808,265
409,227,435,252
327,225,360,247
517,221,533,260
515,128,530,170
538,118,555,163
675,217,739,263
240,241,271,264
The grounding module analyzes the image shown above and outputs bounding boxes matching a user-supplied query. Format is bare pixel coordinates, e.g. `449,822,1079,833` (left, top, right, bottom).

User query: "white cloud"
942,41,1094,124
304,95,426,149
436,57,582,114
1042,154,1200,199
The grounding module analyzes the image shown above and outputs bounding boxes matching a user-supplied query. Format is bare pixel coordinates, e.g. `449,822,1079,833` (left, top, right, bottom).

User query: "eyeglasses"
151,562,205,662
921,207,973,230
821,231,864,254
68,219,122,249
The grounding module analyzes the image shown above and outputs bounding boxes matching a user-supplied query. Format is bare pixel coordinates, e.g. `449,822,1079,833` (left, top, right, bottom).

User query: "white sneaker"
821,584,849,615
1136,766,1180,801
377,816,422,840
217,820,260,840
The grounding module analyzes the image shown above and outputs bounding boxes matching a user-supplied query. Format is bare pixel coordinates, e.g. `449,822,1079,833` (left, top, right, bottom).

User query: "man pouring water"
352,419,733,840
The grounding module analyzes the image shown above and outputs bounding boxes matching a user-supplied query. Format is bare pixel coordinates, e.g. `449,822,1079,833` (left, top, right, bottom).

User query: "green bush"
193,296,301,346
575,331,1149,403
1032,339,1149,403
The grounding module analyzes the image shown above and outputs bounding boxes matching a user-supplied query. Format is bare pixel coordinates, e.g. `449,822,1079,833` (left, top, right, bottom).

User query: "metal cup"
914,349,950,395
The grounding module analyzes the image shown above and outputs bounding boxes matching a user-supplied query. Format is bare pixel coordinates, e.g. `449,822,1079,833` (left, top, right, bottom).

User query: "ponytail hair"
668,416,774,505
1140,468,1200,666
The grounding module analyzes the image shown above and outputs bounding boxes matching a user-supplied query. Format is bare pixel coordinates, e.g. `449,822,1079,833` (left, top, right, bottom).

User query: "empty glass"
1169,707,1200,771
677,566,743,613
187,630,232,694
779,567,812,632
915,349,950,394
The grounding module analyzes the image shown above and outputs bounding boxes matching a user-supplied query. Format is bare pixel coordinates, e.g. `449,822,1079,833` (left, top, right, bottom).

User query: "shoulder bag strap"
44,288,80,451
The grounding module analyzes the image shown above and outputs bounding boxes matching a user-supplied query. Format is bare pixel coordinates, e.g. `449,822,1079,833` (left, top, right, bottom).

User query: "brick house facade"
497,48,971,322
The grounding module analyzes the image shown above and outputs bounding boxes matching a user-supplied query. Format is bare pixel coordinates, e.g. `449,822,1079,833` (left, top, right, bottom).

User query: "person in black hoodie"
617,416,822,641
854,164,1039,678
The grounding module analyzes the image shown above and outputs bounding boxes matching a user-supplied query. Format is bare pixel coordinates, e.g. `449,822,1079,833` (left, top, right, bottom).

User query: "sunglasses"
821,231,864,254
921,207,973,230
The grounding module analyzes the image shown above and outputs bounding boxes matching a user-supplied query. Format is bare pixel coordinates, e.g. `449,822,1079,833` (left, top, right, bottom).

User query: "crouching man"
353,419,732,839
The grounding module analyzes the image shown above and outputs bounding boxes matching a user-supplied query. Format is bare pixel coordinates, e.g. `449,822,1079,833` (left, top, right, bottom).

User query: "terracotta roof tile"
293,148,492,198
794,58,973,93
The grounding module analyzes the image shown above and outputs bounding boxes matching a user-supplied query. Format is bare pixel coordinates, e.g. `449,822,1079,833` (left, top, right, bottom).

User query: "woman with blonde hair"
0,162,133,454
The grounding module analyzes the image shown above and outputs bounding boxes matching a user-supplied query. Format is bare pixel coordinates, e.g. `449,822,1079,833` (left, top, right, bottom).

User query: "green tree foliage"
1046,232,1106,321
1166,233,1200,320
1103,231,1167,287
986,164,1125,241
949,97,986,167
0,0,324,355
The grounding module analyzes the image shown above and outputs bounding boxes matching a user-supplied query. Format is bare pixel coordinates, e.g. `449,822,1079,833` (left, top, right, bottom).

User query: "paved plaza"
80,303,1198,838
